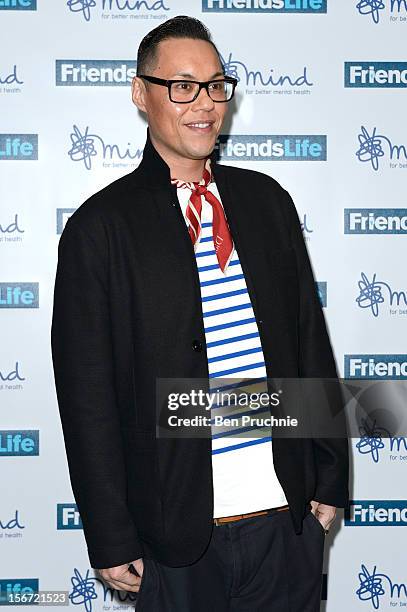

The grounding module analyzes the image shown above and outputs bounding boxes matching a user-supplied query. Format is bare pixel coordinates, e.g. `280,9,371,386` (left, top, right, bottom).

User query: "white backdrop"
1,1,407,611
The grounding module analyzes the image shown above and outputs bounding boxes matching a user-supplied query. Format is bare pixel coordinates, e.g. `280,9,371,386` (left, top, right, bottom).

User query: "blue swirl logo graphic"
67,0,96,21
357,564,386,609
67,0,170,22
355,125,407,171
69,568,98,612
356,564,407,609
356,271,407,317
220,52,313,88
356,126,386,170
356,0,385,23
68,125,143,170
356,418,389,463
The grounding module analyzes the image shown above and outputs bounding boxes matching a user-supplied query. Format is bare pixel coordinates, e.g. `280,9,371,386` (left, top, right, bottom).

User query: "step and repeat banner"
1,1,406,610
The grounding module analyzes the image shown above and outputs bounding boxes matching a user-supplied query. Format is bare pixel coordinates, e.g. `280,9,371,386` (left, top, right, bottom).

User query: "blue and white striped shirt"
176,181,287,517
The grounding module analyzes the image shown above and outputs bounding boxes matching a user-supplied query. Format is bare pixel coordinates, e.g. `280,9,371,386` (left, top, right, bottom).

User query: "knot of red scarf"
171,158,234,273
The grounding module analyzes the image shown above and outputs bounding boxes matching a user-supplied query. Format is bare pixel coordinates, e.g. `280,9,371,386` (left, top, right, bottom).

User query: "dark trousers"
135,506,325,611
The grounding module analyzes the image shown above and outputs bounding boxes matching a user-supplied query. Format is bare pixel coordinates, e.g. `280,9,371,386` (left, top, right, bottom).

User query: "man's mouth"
184,121,215,133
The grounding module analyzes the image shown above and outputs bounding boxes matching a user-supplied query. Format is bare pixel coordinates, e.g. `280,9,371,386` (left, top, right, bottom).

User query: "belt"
213,504,289,526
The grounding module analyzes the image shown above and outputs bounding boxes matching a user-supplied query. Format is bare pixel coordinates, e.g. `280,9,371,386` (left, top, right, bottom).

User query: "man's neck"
149,132,206,182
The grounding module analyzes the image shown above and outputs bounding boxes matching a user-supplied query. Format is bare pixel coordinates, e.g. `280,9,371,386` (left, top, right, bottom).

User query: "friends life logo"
344,354,407,380
0,213,25,244
356,0,407,24
355,272,407,318
0,579,39,606
67,567,136,611
220,52,313,97
0,361,25,391
345,500,407,526
0,430,39,457
356,564,407,610
215,134,327,161
0,135,37,161
344,208,407,234
66,0,170,23
202,0,327,14
355,125,407,171
0,0,36,10
68,124,143,170
0,64,23,94
0,283,38,308
345,62,407,88
57,504,83,530
56,209,76,234
0,510,25,540
56,60,137,86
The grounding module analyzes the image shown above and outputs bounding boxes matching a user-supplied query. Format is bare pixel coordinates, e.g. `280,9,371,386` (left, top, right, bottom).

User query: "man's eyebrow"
173,71,225,79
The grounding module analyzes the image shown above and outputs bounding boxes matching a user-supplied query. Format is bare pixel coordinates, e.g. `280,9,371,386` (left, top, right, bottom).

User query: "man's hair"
136,15,223,76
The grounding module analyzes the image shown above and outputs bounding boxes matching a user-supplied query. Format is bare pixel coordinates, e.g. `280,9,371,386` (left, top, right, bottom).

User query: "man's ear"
131,76,147,113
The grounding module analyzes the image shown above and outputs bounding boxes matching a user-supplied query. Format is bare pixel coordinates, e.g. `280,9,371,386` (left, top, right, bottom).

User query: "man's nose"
191,85,215,110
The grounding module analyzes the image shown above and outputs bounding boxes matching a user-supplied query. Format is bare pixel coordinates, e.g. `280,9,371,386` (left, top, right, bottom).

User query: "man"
51,15,349,611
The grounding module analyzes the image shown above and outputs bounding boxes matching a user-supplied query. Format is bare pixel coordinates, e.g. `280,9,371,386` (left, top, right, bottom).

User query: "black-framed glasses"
138,75,238,103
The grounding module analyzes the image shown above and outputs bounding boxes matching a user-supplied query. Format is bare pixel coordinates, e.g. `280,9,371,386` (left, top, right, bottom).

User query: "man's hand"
310,500,336,532
98,558,144,592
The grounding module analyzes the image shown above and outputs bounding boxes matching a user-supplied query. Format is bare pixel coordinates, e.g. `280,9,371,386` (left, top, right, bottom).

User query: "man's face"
132,37,228,163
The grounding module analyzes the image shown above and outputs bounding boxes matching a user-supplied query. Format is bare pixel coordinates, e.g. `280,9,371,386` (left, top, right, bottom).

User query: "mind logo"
68,125,143,170
68,567,136,611
356,564,407,609
356,125,407,171
356,0,407,24
220,52,313,90
356,271,407,317
66,0,170,22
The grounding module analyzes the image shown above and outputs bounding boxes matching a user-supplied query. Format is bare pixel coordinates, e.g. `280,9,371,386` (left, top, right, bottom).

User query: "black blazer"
51,128,349,570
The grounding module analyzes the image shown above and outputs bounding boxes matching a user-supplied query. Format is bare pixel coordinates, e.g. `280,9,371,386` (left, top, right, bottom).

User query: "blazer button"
192,339,203,352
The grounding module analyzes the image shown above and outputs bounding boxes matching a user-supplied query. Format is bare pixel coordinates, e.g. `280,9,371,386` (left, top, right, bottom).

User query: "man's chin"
183,142,216,161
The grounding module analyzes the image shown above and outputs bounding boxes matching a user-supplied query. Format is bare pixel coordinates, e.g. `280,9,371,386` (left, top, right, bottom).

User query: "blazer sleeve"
51,215,143,569
281,188,350,509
